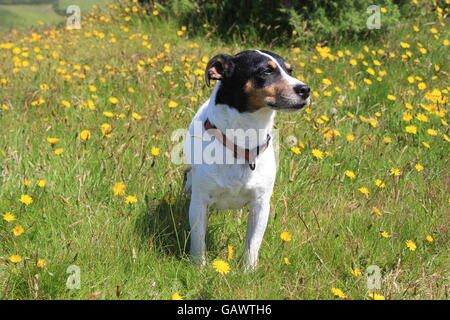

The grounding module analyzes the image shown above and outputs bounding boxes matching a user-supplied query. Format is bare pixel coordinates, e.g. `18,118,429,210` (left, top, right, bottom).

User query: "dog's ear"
205,54,234,87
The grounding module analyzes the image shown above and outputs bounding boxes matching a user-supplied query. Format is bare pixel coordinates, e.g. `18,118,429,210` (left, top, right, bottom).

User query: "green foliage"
0,0,57,4
145,0,407,44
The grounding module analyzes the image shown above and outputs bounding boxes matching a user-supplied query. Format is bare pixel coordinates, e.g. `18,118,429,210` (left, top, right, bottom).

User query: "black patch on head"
210,50,292,113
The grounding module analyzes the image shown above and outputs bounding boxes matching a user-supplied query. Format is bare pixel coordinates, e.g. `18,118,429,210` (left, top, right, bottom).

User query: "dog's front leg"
244,197,270,271
189,193,208,265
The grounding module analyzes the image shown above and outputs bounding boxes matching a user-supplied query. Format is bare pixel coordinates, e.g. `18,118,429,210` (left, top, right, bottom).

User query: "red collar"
204,119,271,170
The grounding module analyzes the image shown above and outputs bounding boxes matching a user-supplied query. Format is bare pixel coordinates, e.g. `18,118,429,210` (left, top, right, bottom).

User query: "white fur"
255,50,304,87
184,50,307,270
184,81,276,270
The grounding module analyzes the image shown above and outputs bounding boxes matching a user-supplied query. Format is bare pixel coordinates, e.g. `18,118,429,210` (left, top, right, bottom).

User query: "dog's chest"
203,162,274,210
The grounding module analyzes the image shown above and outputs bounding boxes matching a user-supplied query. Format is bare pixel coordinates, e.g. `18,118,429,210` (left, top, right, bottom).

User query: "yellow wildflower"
3,212,16,222
171,293,183,300
280,231,292,242
8,255,22,263
406,240,417,251
12,225,25,236
19,194,33,205
331,287,346,299
345,170,356,179
113,182,126,196
212,259,230,275
80,130,91,141
125,195,138,204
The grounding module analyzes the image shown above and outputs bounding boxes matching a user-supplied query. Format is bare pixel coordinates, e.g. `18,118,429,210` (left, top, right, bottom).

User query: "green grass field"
0,1,449,300
0,0,109,28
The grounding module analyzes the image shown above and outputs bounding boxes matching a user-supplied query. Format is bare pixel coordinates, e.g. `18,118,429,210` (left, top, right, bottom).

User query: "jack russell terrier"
184,50,310,270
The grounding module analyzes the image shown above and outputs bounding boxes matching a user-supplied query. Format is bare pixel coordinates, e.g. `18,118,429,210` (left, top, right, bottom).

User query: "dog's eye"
287,68,293,75
263,68,274,75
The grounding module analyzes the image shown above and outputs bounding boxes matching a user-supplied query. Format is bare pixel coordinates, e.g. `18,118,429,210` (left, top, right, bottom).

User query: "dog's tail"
183,165,192,196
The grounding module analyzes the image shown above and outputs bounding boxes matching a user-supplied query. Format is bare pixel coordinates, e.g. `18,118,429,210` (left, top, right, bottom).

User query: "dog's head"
206,50,310,113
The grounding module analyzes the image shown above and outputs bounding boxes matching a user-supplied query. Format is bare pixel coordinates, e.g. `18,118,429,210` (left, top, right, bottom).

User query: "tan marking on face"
284,62,291,70
267,61,277,69
245,79,292,112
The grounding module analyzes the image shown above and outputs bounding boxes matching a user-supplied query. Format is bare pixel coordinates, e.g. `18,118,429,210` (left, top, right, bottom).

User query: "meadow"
0,0,448,300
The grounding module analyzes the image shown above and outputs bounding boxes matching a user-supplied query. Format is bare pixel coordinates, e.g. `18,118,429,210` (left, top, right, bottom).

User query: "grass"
0,1,449,300
0,0,109,28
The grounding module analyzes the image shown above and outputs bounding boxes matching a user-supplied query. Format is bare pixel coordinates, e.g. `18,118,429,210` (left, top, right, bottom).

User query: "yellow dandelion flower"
367,68,375,75
380,231,389,238
400,41,410,48
422,142,430,149
3,212,16,222
151,147,160,156
402,112,413,122
345,170,356,179
212,259,230,275
346,134,355,142
331,287,346,299
390,168,401,176
373,207,382,216
109,97,119,104
125,195,138,204
19,194,33,205
61,100,71,108
415,163,424,172
171,293,183,300
368,292,385,300
80,130,91,141
12,225,25,236
387,94,396,101
350,268,362,276
417,82,427,90
8,255,22,263
311,149,324,160
36,180,46,188
425,235,433,242
54,148,64,155
227,245,234,260
280,231,292,242
358,187,369,196
291,147,301,155
322,78,332,86
36,259,46,268
47,137,60,144
405,125,417,134
23,179,32,187
374,179,385,188
113,182,126,196
168,100,178,108
132,112,142,120
406,240,417,251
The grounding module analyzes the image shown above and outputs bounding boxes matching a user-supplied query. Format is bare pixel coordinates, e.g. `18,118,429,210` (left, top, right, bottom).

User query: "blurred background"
1,0,447,45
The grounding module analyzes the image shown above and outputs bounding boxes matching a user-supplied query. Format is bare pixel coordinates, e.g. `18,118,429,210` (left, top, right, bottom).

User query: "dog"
184,50,310,270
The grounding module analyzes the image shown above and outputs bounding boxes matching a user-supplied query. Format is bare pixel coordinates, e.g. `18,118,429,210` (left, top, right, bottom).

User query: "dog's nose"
294,84,310,99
